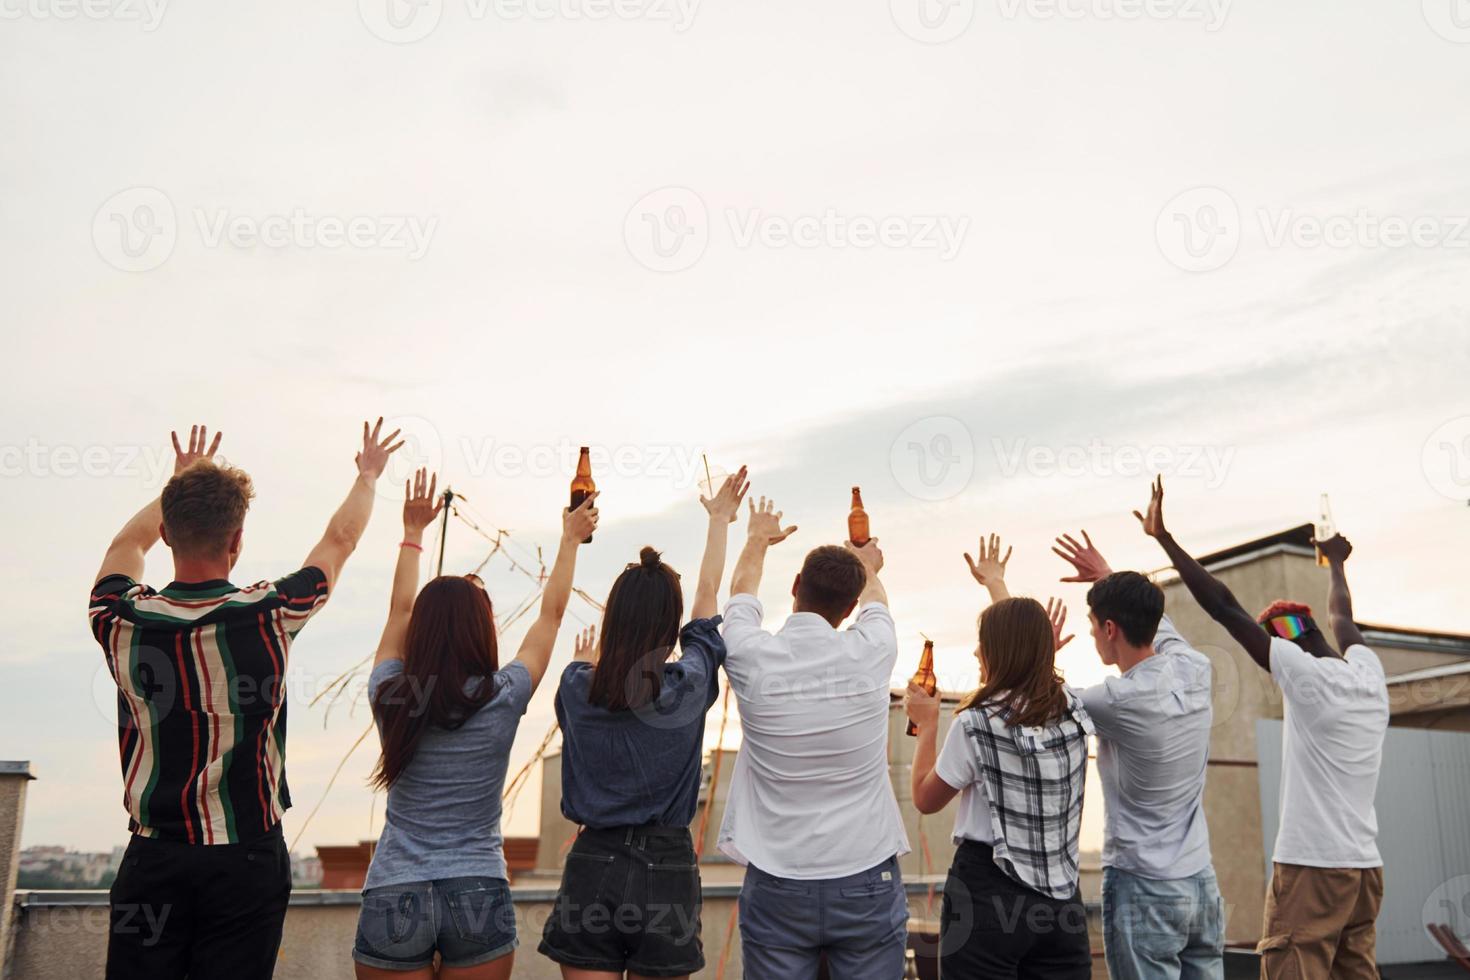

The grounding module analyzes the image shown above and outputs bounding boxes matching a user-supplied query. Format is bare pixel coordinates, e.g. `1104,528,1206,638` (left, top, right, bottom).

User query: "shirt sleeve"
934,715,981,791
1269,635,1329,714
1076,681,1119,737
721,594,766,659
88,574,138,646
273,567,330,636
680,616,727,707
1153,614,1192,658
367,658,405,702
497,661,534,717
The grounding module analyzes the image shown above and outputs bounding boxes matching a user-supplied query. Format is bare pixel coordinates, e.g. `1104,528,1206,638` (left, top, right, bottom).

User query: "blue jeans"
1102,866,1224,980
738,856,907,980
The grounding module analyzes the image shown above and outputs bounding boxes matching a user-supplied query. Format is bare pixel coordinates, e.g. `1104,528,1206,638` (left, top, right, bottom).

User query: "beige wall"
0,767,32,968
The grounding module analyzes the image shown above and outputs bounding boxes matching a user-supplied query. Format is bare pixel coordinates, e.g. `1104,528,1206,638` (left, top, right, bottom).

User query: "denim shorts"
352,876,517,971
538,825,703,977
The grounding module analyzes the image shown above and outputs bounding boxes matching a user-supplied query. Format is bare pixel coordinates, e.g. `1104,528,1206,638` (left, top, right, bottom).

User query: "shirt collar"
160,579,236,597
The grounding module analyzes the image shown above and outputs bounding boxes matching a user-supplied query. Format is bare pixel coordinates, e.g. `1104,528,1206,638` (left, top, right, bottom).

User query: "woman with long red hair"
352,468,598,980
905,536,1094,980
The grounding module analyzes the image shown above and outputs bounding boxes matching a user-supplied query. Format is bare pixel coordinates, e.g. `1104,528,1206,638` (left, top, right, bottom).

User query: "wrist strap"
400,540,424,552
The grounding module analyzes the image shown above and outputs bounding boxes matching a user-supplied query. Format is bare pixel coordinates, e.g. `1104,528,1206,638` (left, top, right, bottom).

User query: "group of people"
89,423,1390,980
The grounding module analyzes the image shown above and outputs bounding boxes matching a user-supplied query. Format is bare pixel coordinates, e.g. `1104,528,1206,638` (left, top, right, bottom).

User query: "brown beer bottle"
906,638,937,737
570,446,596,544
848,486,870,547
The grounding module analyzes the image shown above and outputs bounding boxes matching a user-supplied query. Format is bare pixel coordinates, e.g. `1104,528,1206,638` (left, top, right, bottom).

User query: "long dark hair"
956,596,1069,729
587,546,683,711
370,576,499,789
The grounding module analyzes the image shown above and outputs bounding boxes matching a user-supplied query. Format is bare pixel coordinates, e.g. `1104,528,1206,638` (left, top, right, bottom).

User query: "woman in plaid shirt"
905,536,1093,980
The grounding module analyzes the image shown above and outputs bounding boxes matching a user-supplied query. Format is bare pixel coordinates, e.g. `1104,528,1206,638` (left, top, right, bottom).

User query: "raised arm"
692,466,749,620
1136,477,1271,671
1052,529,1113,584
1316,533,1365,652
847,537,888,607
303,418,403,593
374,469,443,668
905,682,959,815
729,496,797,598
96,425,220,583
511,493,599,690
965,533,1014,603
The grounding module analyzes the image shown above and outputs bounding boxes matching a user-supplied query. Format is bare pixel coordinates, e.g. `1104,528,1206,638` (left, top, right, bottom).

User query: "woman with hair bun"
538,468,749,980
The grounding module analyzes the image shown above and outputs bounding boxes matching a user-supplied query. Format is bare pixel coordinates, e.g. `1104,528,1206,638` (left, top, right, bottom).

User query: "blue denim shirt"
556,617,725,829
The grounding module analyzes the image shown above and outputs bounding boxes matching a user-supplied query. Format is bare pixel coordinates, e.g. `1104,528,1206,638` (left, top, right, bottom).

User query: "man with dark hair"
89,421,402,980
717,496,910,979
1053,529,1222,980
1134,478,1388,980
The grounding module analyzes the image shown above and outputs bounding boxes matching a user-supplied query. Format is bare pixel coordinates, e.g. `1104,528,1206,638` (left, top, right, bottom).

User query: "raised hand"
356,417,404,482
964,533,1012,590
1053,530,1113,583
171,424,222,476
904,680,940,733
1047,597,1074,652
1133,476,1167,539
564,491,600,544
846,536,884,574
747,496,797,546
701,465,750,525
402,468,443,534
1313,533,1353,566
572,625,597,663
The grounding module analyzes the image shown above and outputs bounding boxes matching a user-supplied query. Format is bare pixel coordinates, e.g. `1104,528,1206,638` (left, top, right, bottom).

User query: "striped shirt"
88,568,329,845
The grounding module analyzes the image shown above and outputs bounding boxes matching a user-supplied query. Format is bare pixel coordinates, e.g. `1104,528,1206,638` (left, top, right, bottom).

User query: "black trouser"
107,824,292,980
940,841,1091,980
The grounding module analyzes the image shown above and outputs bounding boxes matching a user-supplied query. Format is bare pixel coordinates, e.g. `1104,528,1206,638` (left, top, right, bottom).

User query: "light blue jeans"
1102,866,1225,980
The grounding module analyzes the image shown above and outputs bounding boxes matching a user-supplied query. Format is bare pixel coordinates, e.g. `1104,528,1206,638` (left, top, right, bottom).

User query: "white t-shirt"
717,594,911,880
1269,636,1388,868
934,716,995,845
1077,615,1214,880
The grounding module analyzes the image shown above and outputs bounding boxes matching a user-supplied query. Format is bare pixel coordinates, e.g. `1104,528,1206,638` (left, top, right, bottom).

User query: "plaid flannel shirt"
960,686,1093,899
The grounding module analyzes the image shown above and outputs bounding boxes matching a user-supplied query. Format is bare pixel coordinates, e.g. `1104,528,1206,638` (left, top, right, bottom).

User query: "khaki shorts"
1257,863,1383,980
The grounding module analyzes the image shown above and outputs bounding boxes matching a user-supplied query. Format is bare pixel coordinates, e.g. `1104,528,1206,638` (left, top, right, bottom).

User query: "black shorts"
538,825,704,977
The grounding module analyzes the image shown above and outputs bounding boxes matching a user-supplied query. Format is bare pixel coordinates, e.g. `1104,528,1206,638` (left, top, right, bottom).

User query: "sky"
2,0,1469,856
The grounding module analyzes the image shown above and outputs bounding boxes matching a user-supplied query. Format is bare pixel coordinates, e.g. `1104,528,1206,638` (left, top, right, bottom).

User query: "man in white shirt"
1053,530,1222,980
719,496,910,980
1136,478,1389,980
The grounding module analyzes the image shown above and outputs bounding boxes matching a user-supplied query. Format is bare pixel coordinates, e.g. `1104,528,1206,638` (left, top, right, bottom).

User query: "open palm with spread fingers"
965,533,1012,599
356,417,405,482
747,496,797,546
1134,476,1167,538
402,468,442,534
701,465,750,525
171,424,222,476
1047,597,1074,652
1053,530,1113,583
